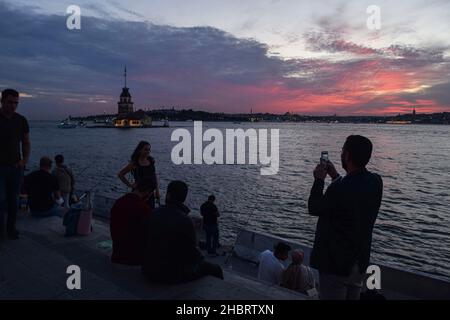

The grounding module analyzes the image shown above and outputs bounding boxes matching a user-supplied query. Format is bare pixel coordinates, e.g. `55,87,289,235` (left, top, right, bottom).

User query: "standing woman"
118,141,160,209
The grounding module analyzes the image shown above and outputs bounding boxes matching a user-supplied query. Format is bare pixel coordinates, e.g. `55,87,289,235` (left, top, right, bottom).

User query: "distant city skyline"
1,0,450,120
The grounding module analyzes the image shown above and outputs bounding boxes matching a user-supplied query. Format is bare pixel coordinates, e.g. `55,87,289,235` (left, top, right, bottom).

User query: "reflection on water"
29,121,450,280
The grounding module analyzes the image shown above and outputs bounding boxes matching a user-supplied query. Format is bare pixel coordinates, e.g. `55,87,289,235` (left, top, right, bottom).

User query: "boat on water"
57,119,77,129
86,117,170,129
386,120,412,125
94,117,112,124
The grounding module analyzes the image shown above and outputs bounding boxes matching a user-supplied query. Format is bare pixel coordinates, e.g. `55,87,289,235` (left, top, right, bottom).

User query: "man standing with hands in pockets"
0,89,31,240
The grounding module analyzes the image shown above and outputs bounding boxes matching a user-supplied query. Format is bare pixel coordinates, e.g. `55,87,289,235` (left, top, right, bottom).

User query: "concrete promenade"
0,214,305,300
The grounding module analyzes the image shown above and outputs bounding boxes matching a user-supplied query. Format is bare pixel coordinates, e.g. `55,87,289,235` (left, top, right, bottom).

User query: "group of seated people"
258,242,316,296
17,135,381,301
26,156,314,291
23,156,71,218
20,156,223,284
110,177,317,293
110,178,224,284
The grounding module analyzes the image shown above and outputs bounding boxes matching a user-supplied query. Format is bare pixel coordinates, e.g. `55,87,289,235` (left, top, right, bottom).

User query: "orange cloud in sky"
212,57,448,115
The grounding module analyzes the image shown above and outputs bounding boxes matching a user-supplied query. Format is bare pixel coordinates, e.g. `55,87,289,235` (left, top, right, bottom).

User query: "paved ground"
0,214,305,300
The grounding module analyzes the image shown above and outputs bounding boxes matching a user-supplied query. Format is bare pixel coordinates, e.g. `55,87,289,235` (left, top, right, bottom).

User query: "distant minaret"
118,66,134,115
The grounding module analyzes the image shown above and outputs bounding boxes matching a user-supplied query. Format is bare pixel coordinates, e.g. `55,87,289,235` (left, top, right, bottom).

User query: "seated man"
24,157,65,217
110,178,154,266
258,242,291,285
52,154,75,208
281,249,316,294
142,180,223,284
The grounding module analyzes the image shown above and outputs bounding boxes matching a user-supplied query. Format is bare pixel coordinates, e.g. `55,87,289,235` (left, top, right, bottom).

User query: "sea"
28,121,450,280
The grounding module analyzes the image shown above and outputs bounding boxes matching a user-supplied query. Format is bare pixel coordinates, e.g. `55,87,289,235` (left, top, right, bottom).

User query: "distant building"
113,66,152,128
115,109,151,127
117,87,133,115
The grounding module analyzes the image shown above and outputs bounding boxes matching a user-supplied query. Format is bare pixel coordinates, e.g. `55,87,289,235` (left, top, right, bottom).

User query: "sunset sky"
1,0,449,119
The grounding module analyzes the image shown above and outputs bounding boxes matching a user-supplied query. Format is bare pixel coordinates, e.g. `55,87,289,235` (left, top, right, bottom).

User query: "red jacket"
110,193,152,265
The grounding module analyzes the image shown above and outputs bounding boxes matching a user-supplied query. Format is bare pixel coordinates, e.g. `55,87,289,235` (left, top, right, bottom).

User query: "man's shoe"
7,229,20,240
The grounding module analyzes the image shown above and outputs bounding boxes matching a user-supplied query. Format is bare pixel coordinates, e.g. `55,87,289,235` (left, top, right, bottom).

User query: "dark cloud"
400,82,450,107
305,30,380,56
0,2,291,118
0,2,448,119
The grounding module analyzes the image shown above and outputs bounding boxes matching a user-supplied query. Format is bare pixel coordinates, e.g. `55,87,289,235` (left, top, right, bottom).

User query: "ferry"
57,118,77,129
385,120,412,125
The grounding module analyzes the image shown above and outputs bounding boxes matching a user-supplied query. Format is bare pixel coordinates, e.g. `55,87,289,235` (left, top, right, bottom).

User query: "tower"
117,66,134,115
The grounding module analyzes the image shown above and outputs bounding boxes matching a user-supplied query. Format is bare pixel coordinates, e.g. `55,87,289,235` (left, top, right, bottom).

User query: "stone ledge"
0,215,305,300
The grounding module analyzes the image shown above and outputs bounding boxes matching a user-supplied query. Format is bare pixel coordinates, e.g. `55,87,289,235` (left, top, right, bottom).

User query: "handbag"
77,191,93,236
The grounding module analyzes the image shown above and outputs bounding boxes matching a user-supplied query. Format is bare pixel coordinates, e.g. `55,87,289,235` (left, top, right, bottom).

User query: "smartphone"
320,151,329,164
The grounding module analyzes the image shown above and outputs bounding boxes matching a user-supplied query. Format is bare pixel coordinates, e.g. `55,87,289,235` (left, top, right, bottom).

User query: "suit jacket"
308,168,383,276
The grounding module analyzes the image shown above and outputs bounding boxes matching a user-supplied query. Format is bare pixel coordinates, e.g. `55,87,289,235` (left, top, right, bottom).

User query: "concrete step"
0,215,305,300
0,232,138,299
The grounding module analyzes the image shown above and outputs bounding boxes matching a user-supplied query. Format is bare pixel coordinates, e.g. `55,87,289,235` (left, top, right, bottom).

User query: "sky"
1,0,449,119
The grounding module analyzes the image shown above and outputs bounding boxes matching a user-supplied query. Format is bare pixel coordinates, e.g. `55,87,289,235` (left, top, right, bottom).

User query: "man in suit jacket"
308,135,383,300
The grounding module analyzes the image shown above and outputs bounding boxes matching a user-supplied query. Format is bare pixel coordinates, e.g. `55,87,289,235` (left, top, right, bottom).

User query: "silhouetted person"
258,242,291,285
24,157,65,217
0,89,30,240
142,181,223,284
53,155,75,208
118,141,160,209
200,195,220,256
308,135,383,300
110,178,154,266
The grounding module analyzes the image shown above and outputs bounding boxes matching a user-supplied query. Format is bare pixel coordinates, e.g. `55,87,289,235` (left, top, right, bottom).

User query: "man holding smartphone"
308,135,383,300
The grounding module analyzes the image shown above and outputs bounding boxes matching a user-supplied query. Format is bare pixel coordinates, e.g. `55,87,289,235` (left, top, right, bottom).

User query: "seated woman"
281,249,316,294
110,178,154,266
